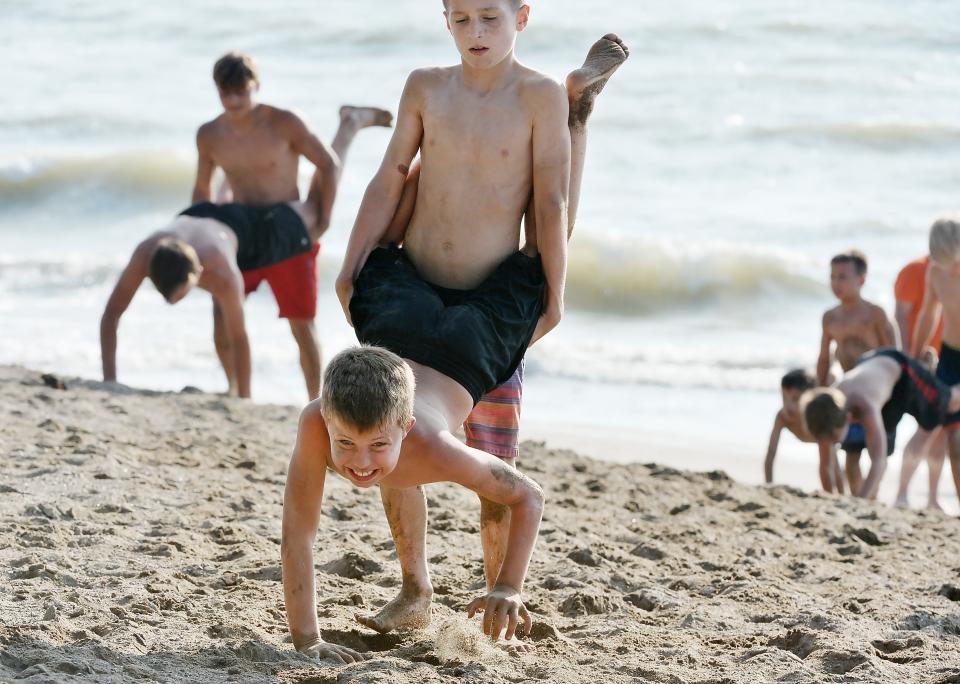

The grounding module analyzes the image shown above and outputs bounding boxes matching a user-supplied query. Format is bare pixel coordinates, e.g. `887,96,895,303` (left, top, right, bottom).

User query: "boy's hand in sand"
300,639,367,664
466,586,532,642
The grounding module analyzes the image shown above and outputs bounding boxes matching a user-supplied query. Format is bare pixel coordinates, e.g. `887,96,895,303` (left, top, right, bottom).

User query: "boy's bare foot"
566,34,629,128
893,495,909,509
355,588,432,633
927,499,944,513
339,105,394,129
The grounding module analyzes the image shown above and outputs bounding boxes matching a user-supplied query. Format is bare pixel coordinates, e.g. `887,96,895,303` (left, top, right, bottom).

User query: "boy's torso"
929,265,960,347
203,105,301,206
403,65,543,290
825,300,883,371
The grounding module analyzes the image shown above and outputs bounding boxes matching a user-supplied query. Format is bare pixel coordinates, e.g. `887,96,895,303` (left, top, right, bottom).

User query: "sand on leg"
357,364,477,633
356,484,434,632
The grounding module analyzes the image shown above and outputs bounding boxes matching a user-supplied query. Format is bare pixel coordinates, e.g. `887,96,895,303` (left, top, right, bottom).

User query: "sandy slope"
1,365,960,684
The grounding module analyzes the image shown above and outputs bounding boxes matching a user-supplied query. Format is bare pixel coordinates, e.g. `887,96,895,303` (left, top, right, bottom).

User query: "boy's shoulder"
514,65,566,108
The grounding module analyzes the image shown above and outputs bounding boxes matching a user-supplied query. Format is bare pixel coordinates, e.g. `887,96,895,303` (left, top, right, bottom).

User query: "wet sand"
2,365,960,683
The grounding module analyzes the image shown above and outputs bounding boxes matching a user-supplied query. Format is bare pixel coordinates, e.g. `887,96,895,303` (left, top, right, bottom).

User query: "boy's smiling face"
325,412,414,488
444,0,529,69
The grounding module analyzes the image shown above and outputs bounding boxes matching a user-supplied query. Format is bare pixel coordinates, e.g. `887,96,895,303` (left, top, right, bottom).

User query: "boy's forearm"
537,203,568,315
339,174,404,282
281,535,320,651
100,314,118,381
493,486,544,593
910,309,933,358
816,355,830,385
313,171,337,238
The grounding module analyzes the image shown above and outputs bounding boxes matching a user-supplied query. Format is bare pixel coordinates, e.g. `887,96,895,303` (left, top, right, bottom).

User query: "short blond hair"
929,214,960,265
801,388,848,439
320,346,415,431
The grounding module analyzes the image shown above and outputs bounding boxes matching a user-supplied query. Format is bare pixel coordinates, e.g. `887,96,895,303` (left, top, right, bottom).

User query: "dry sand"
2,365,960,684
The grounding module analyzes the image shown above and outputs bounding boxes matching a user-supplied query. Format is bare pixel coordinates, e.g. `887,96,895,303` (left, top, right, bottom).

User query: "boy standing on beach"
191,52,391,399
909,215,960,507
817,250,898,493
893,253,945,509
763,369,844,493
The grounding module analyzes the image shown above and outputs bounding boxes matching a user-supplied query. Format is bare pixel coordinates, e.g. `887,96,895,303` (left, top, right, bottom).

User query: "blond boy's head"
801,388,849,442
320,346,415,431
929,214,960,266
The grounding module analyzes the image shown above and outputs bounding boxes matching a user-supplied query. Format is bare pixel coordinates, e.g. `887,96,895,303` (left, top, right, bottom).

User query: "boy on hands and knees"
817,250,899,493
99,173,331,398
802,348,960,499
282,347,544,660
191,52,392,399
763,369,844,493
908,214,960,508
328,0,569,639
380,30,629,591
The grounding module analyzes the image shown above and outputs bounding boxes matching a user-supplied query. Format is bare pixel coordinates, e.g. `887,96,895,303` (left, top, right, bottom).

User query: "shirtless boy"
763,369,844,493
378,33,628,594
817,250,898,493
191,52,391,399
909,214,960,507
99,191,323,398
802,348,960,499
284,0,590,655
894,252,945,510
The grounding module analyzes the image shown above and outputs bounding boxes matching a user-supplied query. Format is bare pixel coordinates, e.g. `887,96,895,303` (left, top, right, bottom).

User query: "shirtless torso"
818,299,896,383
926,262,960,348
402,65,544,289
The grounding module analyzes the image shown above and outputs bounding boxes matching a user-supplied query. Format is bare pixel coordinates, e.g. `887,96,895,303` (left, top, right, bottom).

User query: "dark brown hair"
213,52,259,91
149,239,198,302
781,368,815,392
802,388,848,439
830,250,868,277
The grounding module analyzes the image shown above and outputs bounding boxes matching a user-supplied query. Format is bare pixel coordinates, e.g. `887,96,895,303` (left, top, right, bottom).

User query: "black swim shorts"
179,202,311,272
860,348,951,433
349,245,545,404
840,423,896,456
937,342,960,430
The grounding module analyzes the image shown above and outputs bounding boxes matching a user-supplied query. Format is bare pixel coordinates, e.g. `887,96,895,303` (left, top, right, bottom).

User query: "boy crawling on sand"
284,0,628,661
802,348,960,499
282,346,545,662
764,369,844,493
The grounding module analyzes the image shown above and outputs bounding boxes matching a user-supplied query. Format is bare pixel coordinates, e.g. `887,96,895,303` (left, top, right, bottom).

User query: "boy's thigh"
464,361,524,460
262,244,320,319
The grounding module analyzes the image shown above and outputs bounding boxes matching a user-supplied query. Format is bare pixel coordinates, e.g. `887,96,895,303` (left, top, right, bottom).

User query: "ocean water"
2,1,960,493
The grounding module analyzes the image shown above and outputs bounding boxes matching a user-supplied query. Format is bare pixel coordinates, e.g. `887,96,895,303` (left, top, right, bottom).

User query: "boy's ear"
403,416,417,437
516,4,530,31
